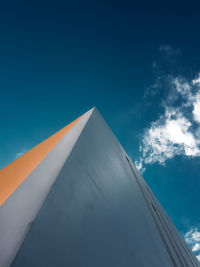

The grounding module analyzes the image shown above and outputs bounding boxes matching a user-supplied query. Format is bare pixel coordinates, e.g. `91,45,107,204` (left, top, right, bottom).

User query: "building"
0,108,199,266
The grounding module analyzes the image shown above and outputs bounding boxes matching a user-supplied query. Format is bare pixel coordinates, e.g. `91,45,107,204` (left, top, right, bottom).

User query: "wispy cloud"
135,158,146,173
136,72,200,172
184,227,200,261
159,44,181,58
15,150,27,159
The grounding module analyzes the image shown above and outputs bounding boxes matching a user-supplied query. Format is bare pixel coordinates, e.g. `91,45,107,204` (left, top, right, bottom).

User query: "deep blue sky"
1,0,200,257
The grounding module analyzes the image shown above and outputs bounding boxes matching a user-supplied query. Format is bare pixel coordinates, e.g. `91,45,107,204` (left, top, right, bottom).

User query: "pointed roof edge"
0,108,94,206
0,108,94,267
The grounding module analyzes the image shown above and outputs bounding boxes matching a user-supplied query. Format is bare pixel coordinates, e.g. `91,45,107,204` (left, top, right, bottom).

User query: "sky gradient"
0,0,200,261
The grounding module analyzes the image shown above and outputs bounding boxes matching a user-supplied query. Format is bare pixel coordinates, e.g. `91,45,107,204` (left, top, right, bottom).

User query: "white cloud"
138,74,200,169
185,228,200,244
135,158,145,173
192,74,200,85
15,150,27,159
184,228,200,261
172,77,200,124
192,92,200,123
192,243,200,252
192,231,200,242
197,254,200,261
173,77,191,97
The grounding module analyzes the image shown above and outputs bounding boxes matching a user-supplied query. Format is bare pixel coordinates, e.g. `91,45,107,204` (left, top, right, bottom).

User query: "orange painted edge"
0,115,82,206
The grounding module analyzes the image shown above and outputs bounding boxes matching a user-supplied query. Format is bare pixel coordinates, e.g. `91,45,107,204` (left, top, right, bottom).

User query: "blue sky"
0,0,200,260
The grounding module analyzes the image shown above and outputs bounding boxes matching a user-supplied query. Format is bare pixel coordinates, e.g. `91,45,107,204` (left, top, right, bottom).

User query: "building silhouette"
0,108,199,266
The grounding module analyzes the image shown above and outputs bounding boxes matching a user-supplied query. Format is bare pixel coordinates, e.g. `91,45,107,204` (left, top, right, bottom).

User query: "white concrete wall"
12,108,199,266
